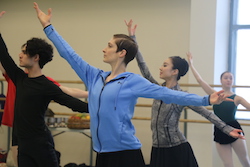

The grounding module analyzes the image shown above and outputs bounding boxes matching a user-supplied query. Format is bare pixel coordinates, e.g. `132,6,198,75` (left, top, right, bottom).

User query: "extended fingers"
33,2,41,15
186,52,192,59
237,130,245,139
133,24,137,30
216,90,225,96
0,11,6,18
125,19,133,27
48,8,52,16
34,2,39,10
219,93,234,102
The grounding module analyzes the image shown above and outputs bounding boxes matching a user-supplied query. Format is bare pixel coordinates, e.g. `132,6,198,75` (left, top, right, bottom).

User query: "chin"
103,59,107,63
19,64,27,68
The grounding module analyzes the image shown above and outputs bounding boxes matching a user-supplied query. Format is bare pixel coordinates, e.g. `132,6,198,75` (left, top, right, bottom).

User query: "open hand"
124,19,137,36
33,2,52,28
229,129,245,139
210,90,234,105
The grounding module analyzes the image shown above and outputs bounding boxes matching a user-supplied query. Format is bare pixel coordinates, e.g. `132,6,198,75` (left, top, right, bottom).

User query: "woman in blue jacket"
33,3,243,167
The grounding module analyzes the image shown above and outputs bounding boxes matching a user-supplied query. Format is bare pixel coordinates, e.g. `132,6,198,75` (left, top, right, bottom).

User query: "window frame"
228,0,250,120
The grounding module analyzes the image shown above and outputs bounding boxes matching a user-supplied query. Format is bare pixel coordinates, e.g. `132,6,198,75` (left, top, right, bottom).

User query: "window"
229,0,250,119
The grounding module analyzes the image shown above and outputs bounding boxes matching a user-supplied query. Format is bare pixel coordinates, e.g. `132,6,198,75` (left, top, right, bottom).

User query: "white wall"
0,0,249,167
188,0,218,166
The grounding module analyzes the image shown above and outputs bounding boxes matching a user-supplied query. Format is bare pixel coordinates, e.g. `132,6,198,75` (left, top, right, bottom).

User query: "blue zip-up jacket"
44,25,211,153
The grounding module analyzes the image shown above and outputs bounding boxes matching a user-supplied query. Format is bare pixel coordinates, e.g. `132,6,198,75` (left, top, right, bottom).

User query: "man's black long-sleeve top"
0,34,88,138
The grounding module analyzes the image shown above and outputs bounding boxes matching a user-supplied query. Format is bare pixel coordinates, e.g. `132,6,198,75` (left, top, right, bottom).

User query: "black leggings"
18,131,59,167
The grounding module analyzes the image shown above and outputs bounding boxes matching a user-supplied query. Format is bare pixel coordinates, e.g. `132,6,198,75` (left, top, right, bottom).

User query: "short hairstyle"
113,34,138,66
23,38,53,69
169,56,189,81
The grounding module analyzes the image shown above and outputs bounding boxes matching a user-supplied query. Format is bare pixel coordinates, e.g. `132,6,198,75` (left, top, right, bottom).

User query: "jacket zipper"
156,101,163,147
166,104,174,144
96,76,125,152
96,83,105,152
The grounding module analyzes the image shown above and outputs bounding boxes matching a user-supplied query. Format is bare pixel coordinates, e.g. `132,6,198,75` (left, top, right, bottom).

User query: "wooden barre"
1,78,250,88
132,117,250,126
179,83,250,88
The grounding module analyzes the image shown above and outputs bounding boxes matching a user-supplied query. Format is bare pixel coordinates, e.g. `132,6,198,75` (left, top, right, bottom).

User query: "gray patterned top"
131,36,234,148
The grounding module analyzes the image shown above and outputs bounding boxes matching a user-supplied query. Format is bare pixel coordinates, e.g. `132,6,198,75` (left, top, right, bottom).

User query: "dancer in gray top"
125,19,244,167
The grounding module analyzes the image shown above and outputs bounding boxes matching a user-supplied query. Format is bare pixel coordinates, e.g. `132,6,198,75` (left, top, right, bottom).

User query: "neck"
165,78,178,88
222,86,233,95
111,60,126,73
27,67,43,78
106,63,126,82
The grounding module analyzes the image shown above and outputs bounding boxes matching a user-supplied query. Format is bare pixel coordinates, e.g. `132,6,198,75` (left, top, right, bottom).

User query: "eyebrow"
108,42,115,46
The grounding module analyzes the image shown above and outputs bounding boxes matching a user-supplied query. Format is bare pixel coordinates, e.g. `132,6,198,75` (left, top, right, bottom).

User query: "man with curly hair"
0,11,88,167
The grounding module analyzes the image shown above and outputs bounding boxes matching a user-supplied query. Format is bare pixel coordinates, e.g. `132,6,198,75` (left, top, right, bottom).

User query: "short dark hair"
169,56,189,81
113,34,138,66
23,38,53,69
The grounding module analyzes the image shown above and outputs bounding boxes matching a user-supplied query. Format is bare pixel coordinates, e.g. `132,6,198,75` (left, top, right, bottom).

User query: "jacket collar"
100,71,133,81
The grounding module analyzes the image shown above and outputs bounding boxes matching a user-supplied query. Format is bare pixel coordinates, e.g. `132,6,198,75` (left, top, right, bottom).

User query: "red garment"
46,76,61,87
1,74,16,127
1,74,61,127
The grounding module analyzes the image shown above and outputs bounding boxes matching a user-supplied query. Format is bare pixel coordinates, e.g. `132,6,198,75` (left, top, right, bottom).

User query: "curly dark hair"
113,34,138,66
23,38,53,69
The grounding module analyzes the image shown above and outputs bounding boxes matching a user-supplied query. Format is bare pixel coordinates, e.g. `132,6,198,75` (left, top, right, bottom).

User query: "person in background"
125,19,245,167
187,52,250,167
33,3,241,167
0,11,88,167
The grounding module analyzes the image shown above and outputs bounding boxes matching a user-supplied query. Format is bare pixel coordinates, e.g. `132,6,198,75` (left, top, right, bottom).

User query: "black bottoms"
150,142,199,167
214,120,242,144
12,130,18,146
18,130,59,167
95,149,145,167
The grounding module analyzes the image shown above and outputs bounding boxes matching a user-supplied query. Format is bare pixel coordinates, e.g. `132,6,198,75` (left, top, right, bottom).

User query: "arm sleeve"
131,36,159,84
129,75,210,106
0,34,25,84
187,105,234,135
47,83,88,113
43,25,101,88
